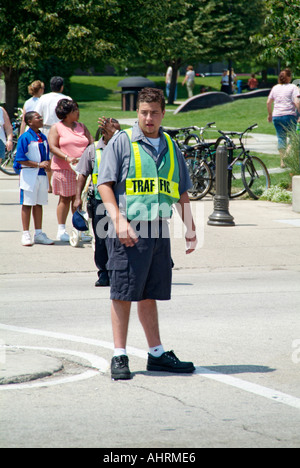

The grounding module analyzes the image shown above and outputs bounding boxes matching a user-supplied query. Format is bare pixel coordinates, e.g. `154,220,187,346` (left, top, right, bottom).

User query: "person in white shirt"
35,76,71,192
220,69,230,94
182,65,195,98
267,68,300,167
20,80,45,135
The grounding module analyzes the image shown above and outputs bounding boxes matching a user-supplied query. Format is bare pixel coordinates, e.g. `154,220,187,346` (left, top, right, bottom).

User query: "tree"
192,0,266,91
155,0,204,105
0,0,170,117
251,0,300,73
151,0,266,103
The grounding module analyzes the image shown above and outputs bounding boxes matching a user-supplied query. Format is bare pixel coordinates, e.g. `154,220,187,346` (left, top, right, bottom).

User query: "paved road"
0,170,300,448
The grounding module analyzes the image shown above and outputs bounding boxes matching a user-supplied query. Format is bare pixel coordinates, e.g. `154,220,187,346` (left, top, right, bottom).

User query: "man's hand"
116,215,138,248
98,117,121,145
40,160,51,172
185,232,197,254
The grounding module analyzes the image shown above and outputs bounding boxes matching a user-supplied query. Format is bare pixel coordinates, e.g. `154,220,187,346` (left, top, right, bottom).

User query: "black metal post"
208,145,235,226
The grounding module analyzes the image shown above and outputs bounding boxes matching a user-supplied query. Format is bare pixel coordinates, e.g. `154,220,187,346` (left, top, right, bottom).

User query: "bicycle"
164,121,216,147
0,107,22,175
163,123,216,200
216,124,271,199
164,126,200,147
183,146,213,200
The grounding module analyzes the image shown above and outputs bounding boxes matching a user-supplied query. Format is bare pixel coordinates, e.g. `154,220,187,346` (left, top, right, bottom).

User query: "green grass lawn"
68,75,292,190
70,75,276,137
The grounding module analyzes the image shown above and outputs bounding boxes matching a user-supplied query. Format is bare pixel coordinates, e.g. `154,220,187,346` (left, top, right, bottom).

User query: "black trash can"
118,77,156,111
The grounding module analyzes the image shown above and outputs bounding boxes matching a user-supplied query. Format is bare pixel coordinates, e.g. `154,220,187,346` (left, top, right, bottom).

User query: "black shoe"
147,351,195,374
95,271,109,287
111,355,131,380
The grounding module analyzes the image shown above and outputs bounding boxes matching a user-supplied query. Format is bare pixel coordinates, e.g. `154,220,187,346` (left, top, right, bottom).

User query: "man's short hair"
24,111,37,126
50,76,64,92
137,88,165,112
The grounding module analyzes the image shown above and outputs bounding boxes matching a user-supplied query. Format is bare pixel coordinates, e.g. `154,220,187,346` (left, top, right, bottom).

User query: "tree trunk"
2,67,20,120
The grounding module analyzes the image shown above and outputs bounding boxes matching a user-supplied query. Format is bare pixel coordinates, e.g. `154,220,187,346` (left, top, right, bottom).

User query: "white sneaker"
56,231,70,242
34,232,54,245
79,232,92,242
21,232,33,246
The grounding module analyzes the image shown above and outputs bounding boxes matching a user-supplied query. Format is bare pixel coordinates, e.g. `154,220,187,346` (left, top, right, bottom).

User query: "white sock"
57,224,66,234
113,348,127,357
35,229,42,236
23,230,30,235
149,345,165,357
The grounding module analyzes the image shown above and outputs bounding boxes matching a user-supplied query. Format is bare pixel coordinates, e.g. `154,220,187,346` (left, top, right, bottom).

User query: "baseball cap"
72,209,89,231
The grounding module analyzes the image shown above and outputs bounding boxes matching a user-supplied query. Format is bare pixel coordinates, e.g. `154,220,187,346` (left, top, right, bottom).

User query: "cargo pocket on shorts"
106,238,130,300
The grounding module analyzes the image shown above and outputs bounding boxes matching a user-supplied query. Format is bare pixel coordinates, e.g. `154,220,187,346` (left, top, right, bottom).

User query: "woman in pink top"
267,69,300,167
48,99,93,241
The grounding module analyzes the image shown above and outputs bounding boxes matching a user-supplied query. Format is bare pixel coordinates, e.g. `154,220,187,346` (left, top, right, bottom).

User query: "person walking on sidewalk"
267,68,300,168
14,111,54,246
182,65,195,98
98,88,197,380
74,117,121,287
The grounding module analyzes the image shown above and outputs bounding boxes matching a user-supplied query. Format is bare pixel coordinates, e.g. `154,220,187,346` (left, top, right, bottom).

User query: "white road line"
195,367,300,410
1,323,300,410
0,344,109,390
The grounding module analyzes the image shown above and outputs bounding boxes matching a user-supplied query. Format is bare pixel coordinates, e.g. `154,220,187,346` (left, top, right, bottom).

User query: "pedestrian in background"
48,99,93,242
20,80,45,135
0,106,13,164
165,64,179,100
35,76,72,192
15,111,53,247
74,117,120,287
220,69,230,94
247,73,258,91
182,65,195,98
267,68,300,167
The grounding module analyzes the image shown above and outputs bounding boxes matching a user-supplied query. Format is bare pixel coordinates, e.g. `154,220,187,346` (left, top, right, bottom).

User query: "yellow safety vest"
124,129,180,221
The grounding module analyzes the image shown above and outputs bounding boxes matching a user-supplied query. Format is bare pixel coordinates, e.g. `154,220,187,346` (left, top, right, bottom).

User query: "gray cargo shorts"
106,220,173,302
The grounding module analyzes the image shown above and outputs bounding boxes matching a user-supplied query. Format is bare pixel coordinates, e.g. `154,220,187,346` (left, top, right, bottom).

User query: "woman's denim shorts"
273,115,297,150
0,139,5,159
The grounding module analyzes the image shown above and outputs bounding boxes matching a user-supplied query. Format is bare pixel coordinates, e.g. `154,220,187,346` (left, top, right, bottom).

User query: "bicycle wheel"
0,143,17,175
229,158,247,199
185,156,212,200
241,156,271,200
184,134,201,146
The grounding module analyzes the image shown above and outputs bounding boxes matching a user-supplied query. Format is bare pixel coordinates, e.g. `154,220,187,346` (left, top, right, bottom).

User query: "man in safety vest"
98,88,197,380
74,117,120,287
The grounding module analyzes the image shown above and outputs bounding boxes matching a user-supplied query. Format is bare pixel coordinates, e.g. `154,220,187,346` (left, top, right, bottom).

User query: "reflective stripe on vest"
92,142,102,199
124,129,180,221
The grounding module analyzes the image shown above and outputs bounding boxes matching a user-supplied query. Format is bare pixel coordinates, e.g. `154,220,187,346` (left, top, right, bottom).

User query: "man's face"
137,101,165,139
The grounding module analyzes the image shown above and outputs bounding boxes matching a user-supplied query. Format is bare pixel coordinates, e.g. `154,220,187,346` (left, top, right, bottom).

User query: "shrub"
285,128,300,177
260,185,292,204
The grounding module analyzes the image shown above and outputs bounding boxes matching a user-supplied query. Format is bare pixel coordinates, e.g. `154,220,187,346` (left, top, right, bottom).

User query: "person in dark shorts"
98,88,197,380
74,117,120,287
